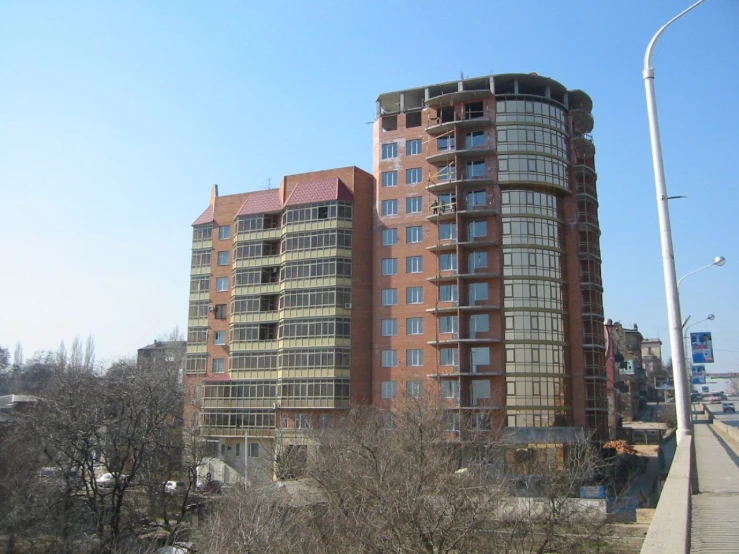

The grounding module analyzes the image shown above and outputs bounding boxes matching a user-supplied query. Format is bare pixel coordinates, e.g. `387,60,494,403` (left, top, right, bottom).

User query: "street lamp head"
713,256,726,267
707,314,716,321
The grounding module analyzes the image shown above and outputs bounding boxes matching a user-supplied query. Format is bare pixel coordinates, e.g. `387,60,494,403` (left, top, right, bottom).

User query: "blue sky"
1,0,737,372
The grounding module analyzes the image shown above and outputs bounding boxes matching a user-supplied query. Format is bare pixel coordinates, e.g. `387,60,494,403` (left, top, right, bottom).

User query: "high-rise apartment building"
374,73,606,441
185,73,607,481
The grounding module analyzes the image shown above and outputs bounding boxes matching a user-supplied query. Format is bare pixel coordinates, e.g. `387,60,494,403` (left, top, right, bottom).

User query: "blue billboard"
691,332,715,364
692,365,706,385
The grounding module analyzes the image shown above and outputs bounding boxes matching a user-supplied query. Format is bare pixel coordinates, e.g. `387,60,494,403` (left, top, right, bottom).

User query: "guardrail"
640,435,693,554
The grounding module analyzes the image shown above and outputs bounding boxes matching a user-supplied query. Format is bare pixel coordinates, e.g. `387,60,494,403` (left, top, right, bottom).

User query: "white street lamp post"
643,0,706,444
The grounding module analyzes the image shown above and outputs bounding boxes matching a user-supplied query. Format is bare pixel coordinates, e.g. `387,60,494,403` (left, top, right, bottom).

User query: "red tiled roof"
192,205,214,226
285,178,354,206
203,373,231,382
237,189,282,216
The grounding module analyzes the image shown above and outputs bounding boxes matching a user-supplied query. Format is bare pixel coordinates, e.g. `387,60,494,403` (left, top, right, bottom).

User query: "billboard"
691,332,715,364
692,365,706,385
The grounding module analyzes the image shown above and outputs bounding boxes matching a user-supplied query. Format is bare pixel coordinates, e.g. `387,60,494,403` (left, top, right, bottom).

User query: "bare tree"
69,336,83,370
57,340,68,369
158,326,184,342
84,334,96,372
12,341,23,370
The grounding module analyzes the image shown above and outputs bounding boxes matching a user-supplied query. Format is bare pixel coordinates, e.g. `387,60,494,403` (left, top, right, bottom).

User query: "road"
700,395,739,428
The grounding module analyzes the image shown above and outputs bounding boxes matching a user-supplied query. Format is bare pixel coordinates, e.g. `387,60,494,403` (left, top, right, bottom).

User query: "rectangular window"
440,253,457,272
469,282,488,303
216,277,229,292
440,348,459,366
406,197,422,214
406,226,423,243
318,414,332,429
471,347,491,368
296,414,310,429
466,190,486,208
382,228,398,246
381,199,398,216
248,443,259,457
468,220,487,239
406,168,422,185
466,160,486,178
468,252,488,271
406,256,423,274
406,139,422,155
219,226,231,240
439,284,458,303
381,319,398,337
382,171,398,187
470,314,489,334
438,136,456,151
381,258,398,276
381,351,398,368
215,304,227,319
217,251,229,265
213,358,225,373
406,380,424,398
381,288,398,306
381,142,398,159
407,317,424,335
465,131,485,148
406,286,423,304
439,316,458,334
214,331,226,345
407,349,423,366
381,380,397,399
441,380,459,399
439,223,457,241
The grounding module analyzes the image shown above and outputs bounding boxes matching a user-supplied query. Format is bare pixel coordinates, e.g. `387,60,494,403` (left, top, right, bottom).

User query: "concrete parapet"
640,435,692,554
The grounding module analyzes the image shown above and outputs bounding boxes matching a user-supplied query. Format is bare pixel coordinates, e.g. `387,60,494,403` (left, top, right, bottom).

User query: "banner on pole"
691,332,715,364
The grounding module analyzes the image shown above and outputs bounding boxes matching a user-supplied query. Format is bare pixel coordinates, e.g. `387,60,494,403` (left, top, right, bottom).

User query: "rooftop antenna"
460,71,465,80
266,178,272,190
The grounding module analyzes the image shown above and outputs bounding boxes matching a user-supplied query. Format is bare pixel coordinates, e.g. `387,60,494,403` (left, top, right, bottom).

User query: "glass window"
470,314,489,333
217,251,229,265
469,282,488,304
467,220,487,239
441,380,459,399
381,380,397,398
406,256,423,274
213,358,225,373
382,171,398,187
406,226,423,243
440,316,458,334
381,351,398,368
438,136,456,151
471,347,490,368
406,380,424,399
219,226,231,240
406,139,422,155
381,319,398,336
382,228,398,246
407,317,424,335
440,348,458,366
439,284,458,303
381,258,397,276
406,196,422,213
381,143,398,159
214,331,226,345
381,199,398,216
407,349,423,367
406,168,422,185
466,190,486,209
466,131,485,148
440,253,457,272
406,287,423,304
296,414,310,429
381,288,398,306
466,160,486,178
439,223,457,241
216,277,228,292
248,443,260,457
468,251,488,271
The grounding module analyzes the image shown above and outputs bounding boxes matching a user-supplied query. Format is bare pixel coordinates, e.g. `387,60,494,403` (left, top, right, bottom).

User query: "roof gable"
285,178,354,207
237,189,282,216
192,205,214,226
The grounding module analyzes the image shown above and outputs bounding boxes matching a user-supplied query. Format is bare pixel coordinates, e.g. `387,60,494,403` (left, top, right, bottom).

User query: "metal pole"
643,0,705,445
244,429,248,490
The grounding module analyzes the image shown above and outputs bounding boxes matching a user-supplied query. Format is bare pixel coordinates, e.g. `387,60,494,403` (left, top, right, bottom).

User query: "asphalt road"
701,395,739,428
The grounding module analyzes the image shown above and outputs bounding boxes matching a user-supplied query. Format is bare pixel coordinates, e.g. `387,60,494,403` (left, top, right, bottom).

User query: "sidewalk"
690,415,739,553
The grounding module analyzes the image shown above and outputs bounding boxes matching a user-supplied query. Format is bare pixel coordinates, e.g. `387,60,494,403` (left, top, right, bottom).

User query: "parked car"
723,402,736,413
164,481,187,494
96,473,128,488
710,397,722,404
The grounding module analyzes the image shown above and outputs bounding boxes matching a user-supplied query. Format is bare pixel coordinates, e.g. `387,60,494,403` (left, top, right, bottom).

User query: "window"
467,190,486,208
382,228,398,246
468,251,488,270
471,347,491,369
406,197,422,213
439,223,457,241
406,168,422,185
406,380,424,399
381,142,398,159
381,288,398,306
406,287,423,304
406,226,423,243
219,226,231,240
407,317,424,335
407,349,423,366
439,316,458,334
381,351,398,368
236,443,240,457
441,380,459,399
406,256,423,274
406,139,422,155
216,277,228,292
382,171,398,187
217,251,229,265
470,314,489,334
214,331,226,345
215,304,227,319
213,358,225,374
469,282,488,304
439,284,458,303
440,253,457,272
440,348,459,366
381,258,398,276
382,199,398,216
468,220,487,239
248,443,259,457
466,131,485,148
438,136,456,151
381,319,398,336
466,160,486,178
381,381,397,399
296,414,310,429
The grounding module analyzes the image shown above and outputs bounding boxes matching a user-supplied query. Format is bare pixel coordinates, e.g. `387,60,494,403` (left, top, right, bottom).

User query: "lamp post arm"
644,0,706,74
677,262,714,290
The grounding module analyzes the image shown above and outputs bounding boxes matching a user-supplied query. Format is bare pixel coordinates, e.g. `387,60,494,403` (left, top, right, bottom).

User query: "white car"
164,480,187,494
97,473,127,488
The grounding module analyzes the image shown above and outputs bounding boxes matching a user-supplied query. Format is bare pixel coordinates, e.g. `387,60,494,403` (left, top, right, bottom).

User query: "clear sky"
1,0,737,372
